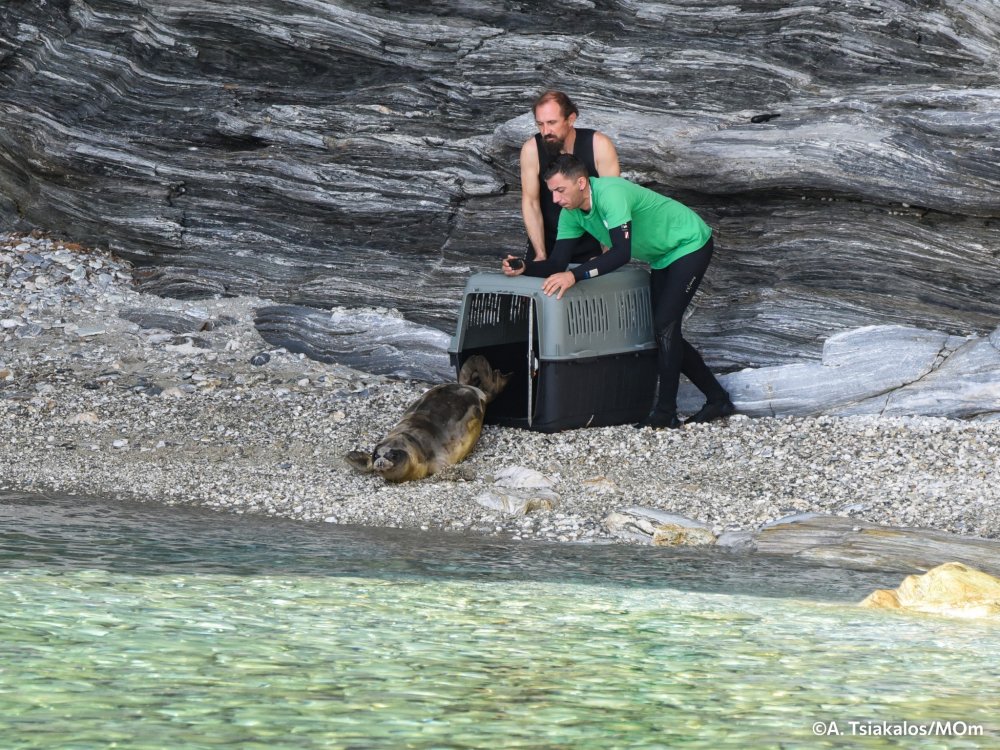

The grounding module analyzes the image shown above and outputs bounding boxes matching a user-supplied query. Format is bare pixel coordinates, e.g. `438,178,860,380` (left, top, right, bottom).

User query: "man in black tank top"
519,91,620,263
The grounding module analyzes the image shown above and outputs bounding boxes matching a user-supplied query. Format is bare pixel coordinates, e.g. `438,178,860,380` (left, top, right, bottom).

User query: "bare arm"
593,131,620,177
519,138,548,261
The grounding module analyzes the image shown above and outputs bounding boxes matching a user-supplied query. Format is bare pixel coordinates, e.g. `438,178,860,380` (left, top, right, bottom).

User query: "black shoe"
633,411,682,430
685,398,736,425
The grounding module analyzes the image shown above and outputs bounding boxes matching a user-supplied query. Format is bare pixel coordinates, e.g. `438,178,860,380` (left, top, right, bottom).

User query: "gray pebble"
2,230,1000,546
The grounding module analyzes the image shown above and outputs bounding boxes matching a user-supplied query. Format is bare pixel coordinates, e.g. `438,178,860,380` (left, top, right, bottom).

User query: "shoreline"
3,231,1000,550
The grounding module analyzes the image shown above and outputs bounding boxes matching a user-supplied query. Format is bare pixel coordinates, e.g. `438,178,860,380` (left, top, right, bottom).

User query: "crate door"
456,292,537,427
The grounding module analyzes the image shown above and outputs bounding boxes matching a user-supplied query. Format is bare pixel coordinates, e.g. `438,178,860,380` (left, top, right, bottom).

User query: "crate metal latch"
527,297,536,428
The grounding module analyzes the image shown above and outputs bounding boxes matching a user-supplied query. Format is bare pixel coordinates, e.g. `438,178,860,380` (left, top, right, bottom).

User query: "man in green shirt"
502,154,735,428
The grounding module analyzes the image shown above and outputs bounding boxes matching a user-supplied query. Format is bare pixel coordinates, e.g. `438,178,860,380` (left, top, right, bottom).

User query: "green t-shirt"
555,177,711,269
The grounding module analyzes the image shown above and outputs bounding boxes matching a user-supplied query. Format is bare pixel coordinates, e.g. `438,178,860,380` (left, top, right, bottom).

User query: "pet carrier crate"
449,267,657,432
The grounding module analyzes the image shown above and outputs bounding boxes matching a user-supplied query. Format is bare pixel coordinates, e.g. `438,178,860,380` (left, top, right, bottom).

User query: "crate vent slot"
467,293,530,327
567,296,609,337
617,288,651,332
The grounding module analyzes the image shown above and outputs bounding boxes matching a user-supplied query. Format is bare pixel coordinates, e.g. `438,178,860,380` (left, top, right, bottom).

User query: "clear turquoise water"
3,491,998,749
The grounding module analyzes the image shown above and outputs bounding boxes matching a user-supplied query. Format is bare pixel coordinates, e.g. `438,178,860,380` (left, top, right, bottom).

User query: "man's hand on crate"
542,270,576,300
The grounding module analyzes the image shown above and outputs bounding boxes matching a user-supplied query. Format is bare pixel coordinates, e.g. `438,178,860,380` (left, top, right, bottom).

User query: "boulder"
476,466,560,517
860,562,1000,619
678,324,1000,420
475,490,559,517
604,507,717,547
754,514,1000,575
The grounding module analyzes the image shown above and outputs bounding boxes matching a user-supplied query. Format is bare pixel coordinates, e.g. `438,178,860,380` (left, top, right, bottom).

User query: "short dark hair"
541,154,589,183
533,90,579,119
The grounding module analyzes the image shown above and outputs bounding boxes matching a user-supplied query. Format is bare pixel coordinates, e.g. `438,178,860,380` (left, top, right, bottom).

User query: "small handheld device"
507,258,524,271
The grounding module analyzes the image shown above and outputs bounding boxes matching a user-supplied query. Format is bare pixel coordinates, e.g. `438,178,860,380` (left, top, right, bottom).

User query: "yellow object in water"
860,562,1000,619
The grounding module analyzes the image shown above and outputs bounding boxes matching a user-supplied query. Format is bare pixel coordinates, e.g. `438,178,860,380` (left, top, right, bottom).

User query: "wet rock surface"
2,1,999,372
756,515,1000,576
3,232,1000,554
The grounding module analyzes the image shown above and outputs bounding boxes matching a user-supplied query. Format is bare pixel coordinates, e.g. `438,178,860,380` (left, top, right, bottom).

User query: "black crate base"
454,345,657,433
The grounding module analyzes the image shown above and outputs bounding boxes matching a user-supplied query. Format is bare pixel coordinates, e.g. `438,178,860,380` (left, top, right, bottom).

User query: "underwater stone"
861,562,1000,619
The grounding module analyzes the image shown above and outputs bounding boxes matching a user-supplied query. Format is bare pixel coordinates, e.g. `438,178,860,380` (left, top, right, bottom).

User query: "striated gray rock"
679,324,1000,419
253,308,1000,418
842,335,1000,420
1,0,999,378
119,307,213,334
253,304,453,382
755,515,1000,577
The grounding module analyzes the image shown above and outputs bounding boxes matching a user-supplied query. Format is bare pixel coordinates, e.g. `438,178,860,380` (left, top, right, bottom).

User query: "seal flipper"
344,450,375,473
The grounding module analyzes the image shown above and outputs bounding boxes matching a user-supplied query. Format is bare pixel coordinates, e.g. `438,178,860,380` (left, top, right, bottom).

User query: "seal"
345,355,510,482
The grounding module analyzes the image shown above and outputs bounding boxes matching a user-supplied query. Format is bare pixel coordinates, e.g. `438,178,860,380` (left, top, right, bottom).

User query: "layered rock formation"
678,323,1000,419
2,1,999,390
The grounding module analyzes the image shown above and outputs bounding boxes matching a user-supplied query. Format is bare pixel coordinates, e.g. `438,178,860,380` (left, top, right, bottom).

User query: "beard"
542,135,565,157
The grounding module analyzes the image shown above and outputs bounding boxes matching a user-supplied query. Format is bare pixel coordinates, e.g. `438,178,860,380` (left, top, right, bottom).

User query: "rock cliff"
2,1,999,384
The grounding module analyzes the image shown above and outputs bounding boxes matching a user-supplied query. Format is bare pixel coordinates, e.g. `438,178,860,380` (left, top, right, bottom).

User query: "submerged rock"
861,562,1000,619
755,515,1000,575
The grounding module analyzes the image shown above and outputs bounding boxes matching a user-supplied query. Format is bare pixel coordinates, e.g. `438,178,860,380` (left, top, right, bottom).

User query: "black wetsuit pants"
649,237,727,416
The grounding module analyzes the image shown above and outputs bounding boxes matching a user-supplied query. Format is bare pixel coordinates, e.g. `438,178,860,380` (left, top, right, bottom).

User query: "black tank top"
534,128,601,260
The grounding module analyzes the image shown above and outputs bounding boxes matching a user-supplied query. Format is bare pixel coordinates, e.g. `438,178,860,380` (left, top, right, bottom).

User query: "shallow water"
3,491,998,749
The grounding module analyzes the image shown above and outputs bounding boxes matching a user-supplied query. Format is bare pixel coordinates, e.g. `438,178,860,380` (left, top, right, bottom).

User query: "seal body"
345,355,509,482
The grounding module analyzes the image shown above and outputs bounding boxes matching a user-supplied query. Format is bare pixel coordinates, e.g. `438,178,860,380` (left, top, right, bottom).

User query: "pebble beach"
3,231,1000,545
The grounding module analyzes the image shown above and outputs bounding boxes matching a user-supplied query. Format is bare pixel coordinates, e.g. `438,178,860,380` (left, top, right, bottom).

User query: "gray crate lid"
450,267,656,360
